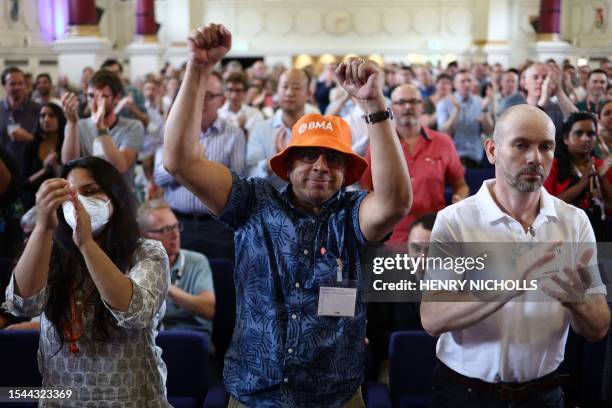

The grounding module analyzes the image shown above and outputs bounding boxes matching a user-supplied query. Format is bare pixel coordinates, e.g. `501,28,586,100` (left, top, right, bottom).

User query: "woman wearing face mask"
22,103,66,209
4,156,171,407
544,112,612,241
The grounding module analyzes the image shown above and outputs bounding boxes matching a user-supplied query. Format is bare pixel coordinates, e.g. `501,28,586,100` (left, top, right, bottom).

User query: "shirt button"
295,282,300,288
303,249,309,255
283,378,289,383
291,314,297,320
288,348,293,354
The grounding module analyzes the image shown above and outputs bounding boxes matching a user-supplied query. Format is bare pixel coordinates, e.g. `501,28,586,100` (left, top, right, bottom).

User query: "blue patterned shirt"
219,172,368,408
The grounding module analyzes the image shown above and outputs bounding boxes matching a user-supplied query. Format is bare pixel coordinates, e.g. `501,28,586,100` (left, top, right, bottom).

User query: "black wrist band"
364,107,394,124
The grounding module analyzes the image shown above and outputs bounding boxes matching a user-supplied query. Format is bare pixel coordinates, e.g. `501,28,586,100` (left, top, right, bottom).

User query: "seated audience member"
544,112,612,241
496,69,522,116
361,84,468,243
22,103,65,209
100,58,150,128
154,70,244,261
437,69,494,167
141,78,165,156
421,73,453,131
246,68,310,189
32,73,62,106
518,62,577,131
4,156,170,406
0,67,40,176
366,213,436,383
576,69,608,114
415,65,436,100
138,199,215,337
596,99,612,158
61,70,144,191
218,72,264,137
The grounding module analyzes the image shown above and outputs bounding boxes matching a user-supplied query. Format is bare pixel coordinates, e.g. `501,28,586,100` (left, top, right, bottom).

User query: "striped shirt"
154,117,246,214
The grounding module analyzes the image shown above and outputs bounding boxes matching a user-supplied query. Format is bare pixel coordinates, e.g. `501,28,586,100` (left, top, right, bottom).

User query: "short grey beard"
503,169,542,193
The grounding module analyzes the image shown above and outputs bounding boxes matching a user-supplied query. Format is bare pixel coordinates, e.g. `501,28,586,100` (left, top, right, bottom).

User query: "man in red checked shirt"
360,84,469,243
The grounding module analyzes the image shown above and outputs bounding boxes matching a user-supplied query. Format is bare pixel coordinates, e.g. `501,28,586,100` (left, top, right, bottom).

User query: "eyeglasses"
205,92,224,102
147,222,182,235
293,148,347,169
225,87,245,93
392,98,422,107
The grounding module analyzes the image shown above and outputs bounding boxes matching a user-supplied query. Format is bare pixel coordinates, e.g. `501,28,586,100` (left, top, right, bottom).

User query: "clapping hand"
35,179,71,231
541,249,594,305
61,93,79,124
69,189,94,249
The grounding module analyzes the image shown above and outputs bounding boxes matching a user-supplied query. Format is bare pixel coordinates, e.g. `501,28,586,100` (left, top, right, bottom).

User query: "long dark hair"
45,157,140,347
554,112,597,183
33,102,66,155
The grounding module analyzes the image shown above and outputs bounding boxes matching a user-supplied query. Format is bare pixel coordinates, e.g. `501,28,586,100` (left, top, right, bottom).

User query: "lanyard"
172,253,185,286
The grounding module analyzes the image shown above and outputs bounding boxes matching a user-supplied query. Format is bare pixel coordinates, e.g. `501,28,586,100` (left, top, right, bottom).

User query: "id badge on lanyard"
317,256,357,317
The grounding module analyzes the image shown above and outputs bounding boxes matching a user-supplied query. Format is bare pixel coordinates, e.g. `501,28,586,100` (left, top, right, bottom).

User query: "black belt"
173,210,213,221
437,362,569,401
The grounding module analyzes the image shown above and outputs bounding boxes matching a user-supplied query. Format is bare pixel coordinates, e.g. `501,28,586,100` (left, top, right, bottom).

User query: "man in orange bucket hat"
163,23,412,407
268,112,368,189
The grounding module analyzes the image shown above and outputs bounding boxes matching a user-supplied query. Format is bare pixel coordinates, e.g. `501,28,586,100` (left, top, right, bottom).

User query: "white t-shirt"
431,179,605,382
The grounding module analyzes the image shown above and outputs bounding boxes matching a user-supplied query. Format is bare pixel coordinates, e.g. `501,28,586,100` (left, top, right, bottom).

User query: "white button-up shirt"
431,179,605,383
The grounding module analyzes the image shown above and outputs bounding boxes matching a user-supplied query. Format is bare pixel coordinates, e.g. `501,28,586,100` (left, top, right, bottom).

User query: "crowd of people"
0,21,610,407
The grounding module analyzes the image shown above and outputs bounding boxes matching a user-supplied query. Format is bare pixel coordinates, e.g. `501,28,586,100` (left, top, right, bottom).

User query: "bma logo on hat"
298,121,334,134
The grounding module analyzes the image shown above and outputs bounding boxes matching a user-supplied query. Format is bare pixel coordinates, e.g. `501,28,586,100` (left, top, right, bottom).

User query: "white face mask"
62,194,113,235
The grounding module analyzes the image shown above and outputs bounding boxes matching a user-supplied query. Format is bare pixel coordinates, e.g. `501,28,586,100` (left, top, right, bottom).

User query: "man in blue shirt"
437,69,494,167
163,23,412,407
137,199,215,336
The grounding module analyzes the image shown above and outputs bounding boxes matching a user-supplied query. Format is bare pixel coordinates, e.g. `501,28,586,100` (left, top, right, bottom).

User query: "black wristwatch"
364,107,394,124
97,128,109,137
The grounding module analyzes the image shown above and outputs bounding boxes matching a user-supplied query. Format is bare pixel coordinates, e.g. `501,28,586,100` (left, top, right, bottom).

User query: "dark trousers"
431,365,564,408
178,215,235,262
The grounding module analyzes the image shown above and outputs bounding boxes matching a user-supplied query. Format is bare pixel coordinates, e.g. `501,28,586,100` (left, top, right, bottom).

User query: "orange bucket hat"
269,113,369,186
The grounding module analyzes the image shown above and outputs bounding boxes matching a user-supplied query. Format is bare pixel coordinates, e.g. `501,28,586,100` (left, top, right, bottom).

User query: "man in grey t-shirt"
61,70,143,189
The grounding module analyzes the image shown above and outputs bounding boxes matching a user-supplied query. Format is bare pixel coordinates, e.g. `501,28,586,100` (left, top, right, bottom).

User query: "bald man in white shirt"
421,104,610,407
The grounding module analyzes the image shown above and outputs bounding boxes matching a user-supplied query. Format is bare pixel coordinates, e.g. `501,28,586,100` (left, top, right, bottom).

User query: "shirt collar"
3,97,26,112
476,179,559,225
201,117,224,138
420,127,430,141
272,109,286,129
221,101,243,114
454,91,472,103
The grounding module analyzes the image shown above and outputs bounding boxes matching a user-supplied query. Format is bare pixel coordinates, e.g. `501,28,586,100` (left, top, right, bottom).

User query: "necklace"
62,281,95,356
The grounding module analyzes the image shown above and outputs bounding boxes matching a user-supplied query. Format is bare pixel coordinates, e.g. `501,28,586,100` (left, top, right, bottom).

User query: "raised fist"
187,24,232,68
